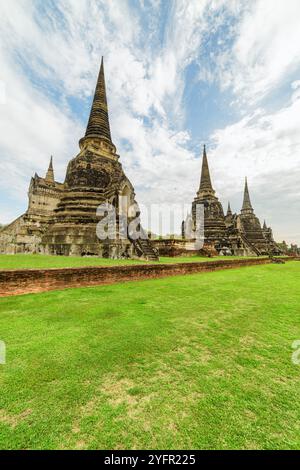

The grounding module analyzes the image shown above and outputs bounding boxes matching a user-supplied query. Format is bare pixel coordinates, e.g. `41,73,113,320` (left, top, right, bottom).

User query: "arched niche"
119,184,132,217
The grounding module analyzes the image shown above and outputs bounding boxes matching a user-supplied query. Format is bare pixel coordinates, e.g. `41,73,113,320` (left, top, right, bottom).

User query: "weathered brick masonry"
0,257,289,297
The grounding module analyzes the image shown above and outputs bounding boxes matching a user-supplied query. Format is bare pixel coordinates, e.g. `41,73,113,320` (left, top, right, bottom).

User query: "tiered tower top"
196,145,216,198
45,156,54,183
226,202,232,216
79,57,116,155
241,178,254,215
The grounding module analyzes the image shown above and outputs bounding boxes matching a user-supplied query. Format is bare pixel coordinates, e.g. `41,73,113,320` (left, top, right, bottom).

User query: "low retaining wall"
0,257,288,297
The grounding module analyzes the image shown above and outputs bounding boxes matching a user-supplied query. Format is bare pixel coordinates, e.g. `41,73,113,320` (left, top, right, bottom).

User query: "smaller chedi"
0,58,158,260
182,146,282,256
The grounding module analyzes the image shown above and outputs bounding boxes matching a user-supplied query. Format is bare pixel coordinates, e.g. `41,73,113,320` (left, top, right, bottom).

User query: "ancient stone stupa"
191,145,227,253
181,146,282,256
0,58,158,260
236,177,271,254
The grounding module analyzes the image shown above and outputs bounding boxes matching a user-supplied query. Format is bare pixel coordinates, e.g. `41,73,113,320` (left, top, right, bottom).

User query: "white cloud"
0,44,82,195
209,84,300,243
217,0,300,104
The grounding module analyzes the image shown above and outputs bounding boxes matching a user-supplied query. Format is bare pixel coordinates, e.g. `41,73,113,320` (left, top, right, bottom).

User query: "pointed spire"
197,145,215,197
241,177,253,213
45,156,54,183
263,220,267,230
227,202,232,216
82,57,112,145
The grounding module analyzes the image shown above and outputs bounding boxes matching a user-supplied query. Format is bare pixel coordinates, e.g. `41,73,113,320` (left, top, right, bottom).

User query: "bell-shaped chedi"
191,145,226,251
42,57,158,259
0,57,157,259
63,57,119,199
237,178,270,254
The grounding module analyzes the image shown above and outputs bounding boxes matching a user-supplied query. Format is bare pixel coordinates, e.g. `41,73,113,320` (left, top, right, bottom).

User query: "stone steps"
129,236,159,261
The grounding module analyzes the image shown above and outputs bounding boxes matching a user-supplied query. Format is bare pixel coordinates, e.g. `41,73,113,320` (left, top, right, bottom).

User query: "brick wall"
0,257,284,297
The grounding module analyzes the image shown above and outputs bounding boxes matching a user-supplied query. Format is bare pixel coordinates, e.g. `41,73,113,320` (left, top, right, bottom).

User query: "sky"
0,0,299,243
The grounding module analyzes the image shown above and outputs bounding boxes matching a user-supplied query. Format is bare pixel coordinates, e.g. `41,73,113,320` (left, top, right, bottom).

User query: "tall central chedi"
0,58,158,260
43,57,154,258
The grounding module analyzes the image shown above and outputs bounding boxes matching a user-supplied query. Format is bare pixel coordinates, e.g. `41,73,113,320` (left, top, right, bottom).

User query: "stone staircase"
240,233,261,256
129,227,159,261
136,238,159,261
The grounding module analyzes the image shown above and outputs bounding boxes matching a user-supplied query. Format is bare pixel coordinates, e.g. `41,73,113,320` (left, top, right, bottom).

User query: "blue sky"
0,0,300,242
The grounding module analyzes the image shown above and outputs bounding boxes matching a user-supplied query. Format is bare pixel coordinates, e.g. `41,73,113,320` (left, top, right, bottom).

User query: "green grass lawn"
0,262,300,449
0,253,256,270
